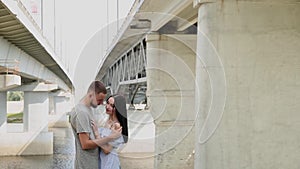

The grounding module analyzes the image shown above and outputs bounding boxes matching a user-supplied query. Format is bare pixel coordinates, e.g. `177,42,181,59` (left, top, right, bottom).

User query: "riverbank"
0,109,155,169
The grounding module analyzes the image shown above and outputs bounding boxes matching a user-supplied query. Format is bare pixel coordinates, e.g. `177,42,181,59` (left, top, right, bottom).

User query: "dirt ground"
119,152,154,169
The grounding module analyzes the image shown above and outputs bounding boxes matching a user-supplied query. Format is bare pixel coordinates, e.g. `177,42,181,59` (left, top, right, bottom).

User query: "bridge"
0,0,72,156
95,1,197,168
1,0,300,169
94,0,300,168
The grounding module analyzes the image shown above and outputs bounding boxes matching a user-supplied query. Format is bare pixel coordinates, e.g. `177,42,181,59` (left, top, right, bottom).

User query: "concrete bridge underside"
97,0,198,168
0,1,72,156
96,0,300,169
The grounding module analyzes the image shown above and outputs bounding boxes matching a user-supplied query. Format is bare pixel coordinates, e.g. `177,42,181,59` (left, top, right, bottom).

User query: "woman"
92,94,128,169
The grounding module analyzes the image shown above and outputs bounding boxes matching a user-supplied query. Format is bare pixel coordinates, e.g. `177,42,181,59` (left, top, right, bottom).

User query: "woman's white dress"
98,127,124,169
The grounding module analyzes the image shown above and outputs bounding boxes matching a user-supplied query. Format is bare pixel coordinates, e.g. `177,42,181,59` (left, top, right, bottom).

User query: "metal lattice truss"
102,39,147,93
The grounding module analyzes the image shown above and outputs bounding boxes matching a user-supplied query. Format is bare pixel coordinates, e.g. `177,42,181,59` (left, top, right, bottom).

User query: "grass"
7,112,23,123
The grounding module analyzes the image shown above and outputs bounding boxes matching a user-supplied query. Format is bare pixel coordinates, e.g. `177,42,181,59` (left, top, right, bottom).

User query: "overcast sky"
56,0,134,99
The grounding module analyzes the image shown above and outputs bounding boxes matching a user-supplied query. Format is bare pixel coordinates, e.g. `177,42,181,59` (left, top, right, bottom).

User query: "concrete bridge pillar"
48,92,71,128
0,92,7,132
23,91,49,132
53,95,70,114
0,82,57,155
146,33,196,169
49,93,69,115
194,0,300,168
49,94,55,115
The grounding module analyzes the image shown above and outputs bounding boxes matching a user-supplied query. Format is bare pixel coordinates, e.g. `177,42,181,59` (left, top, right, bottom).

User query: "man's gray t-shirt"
69,104,98,169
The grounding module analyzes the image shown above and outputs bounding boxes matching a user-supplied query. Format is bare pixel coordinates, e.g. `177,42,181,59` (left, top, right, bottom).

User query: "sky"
58,0,111,99
56,0,134,100
20,0,134,99
57,0,106,77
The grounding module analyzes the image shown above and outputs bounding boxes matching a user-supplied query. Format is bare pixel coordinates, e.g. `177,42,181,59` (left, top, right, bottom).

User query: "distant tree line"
7,91,24,101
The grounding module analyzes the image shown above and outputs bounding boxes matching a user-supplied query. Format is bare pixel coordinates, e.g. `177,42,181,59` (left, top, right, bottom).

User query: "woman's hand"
109,126,122,139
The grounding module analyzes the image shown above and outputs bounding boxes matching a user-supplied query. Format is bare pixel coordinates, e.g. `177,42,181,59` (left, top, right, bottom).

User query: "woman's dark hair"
107,94,128,143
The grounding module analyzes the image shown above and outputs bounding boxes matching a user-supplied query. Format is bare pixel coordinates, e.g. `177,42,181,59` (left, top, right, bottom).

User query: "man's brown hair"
87,81,107,94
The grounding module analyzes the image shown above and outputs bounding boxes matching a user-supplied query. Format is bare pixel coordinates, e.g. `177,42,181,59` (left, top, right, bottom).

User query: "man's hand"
91,124,122,148
101,144,113,154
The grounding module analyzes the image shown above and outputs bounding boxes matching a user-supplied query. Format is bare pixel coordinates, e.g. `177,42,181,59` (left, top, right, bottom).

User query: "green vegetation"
7,112,23,123
6,91,24,123
7,91,24,101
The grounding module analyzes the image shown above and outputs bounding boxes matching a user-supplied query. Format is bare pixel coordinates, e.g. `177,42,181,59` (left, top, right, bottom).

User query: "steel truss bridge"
101,39,147,105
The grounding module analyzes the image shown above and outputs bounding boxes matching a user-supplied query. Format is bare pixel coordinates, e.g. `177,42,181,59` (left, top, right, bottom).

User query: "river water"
0,127,75,169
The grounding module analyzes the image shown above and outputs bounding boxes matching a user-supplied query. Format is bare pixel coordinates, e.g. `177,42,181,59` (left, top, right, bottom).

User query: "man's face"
96,92,106,105
90,92,106,108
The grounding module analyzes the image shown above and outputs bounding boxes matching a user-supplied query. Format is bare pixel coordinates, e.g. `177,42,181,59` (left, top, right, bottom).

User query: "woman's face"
105,97,115,115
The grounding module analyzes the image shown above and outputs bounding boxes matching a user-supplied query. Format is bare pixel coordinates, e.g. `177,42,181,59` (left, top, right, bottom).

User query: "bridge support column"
0,92,7,132
0,82,56,156
53,95,71,114
49,95,55,115
23,91,49,132
146,33,196,169
194,1,300,168
48,92,71,128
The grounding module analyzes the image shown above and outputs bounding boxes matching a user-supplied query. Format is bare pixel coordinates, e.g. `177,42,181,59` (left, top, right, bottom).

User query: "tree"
7,91,24,101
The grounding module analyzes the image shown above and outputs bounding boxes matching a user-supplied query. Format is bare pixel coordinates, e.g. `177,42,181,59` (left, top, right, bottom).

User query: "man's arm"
78,133,113,149
78,128,122,150
101,144,113,154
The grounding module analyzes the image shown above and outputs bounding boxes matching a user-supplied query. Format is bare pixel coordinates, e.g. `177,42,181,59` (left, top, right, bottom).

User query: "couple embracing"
69,81,128,169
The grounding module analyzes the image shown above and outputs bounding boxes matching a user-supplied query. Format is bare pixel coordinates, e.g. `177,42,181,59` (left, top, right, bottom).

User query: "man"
69,81,122,169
